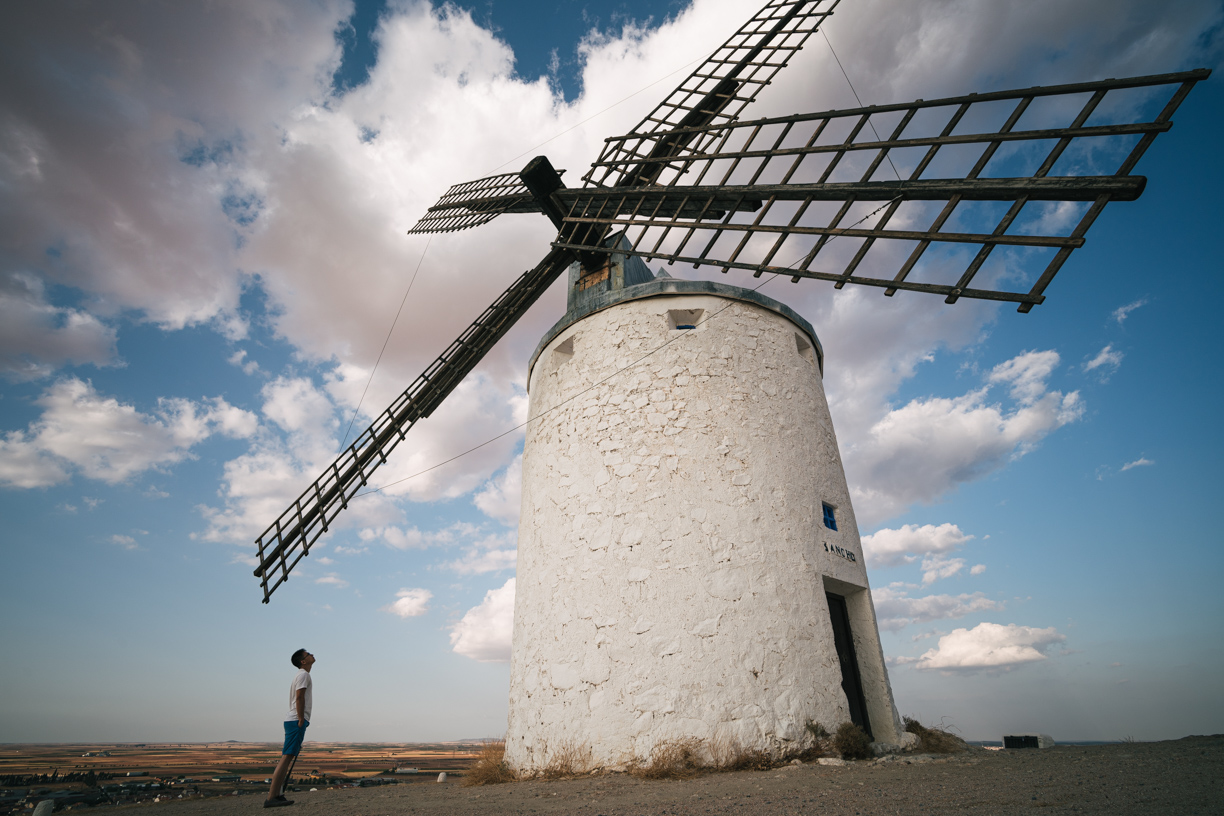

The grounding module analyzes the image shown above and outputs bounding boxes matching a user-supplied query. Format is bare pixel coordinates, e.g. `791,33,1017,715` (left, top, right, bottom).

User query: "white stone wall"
507,293,901,773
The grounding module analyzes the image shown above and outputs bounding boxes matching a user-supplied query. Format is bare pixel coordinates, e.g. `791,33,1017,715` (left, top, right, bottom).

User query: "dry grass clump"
903,716,970,754
461,741,517,787
795,721,830,761
716,747,773,772
833,722,873,760
538,740,594,780
709,734,773,772
629,738,705,780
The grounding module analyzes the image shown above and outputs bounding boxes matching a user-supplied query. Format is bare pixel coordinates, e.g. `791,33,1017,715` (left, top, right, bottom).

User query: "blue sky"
1,0,1222,745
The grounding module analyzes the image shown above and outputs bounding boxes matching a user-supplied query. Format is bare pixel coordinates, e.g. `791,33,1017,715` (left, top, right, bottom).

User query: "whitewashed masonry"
507,275,903,772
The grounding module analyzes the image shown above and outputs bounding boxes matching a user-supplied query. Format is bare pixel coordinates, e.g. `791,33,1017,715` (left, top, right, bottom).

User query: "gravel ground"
150,735,1221,816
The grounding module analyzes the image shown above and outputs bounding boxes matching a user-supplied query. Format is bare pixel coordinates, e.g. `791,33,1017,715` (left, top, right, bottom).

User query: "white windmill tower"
507,249,898,769
249,0,1207,774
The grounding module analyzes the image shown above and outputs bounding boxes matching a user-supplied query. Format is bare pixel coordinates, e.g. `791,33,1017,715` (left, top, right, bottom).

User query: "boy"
265,649,315,808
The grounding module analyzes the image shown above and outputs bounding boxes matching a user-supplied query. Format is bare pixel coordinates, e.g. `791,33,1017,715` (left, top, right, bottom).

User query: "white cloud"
872,585,1003,632
920,556,966,585
384,587,432,618
364,521,516,573
110,534,138,550
1112,298,1148,324
1023,200,1087,236
1083,344,1123,380
0,273,118,380
315,574,349,588
987,350,1062,406
0,0,347,332
901,622,1066,672
345,375,529,505
262,376,338,453
846,351,1082,525
445,545,518,575
362,526,426,549
862,523,974,568
230,552,259,568
859,522,983,584
197,376,402,545
360,521,478,550
1121,457,1154,471
970,564,987,576
0,377,256,488
0,430,68,488
473,454,522,526
228,349,259,375
450,577,515,663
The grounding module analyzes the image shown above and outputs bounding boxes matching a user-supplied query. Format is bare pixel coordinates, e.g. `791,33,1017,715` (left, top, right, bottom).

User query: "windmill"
252,0,1207,768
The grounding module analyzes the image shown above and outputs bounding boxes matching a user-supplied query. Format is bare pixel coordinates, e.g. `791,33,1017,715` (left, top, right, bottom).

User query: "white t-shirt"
286,669,312,722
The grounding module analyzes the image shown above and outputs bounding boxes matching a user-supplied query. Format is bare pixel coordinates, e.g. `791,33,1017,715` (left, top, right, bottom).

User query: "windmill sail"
408,172,541,235
252,247,571,602
408,0,840,237
584,0,841,189
557,69,1209,310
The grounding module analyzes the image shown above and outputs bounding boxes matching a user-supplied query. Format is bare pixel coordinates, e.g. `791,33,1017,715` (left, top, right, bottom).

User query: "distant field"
0,742,481,782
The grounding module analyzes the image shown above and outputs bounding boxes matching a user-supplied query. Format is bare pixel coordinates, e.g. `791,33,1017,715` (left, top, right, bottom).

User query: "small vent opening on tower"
668,309,705,330
554,336,575,358
796,333,815,364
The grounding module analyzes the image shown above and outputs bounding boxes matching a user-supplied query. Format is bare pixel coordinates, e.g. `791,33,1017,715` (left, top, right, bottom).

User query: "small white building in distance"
506,244,906,773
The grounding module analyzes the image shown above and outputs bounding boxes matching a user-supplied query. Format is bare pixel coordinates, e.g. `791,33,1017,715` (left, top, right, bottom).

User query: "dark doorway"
826,592,872,739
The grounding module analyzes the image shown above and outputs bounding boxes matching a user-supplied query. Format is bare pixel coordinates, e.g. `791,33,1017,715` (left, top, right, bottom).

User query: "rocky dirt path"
149,735,1221,816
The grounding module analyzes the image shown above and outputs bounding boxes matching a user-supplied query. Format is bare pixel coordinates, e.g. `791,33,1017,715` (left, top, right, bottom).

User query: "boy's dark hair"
291,648,308,668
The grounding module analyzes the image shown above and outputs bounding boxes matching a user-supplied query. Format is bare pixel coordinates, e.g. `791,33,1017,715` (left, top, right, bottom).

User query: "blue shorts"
282,720,309,756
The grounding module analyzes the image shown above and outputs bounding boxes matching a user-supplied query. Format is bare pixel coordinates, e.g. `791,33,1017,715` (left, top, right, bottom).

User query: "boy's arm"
295,688,306,726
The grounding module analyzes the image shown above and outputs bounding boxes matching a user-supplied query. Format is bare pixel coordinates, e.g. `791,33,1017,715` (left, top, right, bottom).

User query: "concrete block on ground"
1003,733,1055,749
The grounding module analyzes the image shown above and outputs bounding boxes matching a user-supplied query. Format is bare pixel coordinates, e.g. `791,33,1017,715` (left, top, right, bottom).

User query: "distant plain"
0,742,479,781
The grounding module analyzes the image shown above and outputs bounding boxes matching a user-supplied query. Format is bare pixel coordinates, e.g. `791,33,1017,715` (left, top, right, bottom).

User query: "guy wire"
339,235,432,449
822,29,903,183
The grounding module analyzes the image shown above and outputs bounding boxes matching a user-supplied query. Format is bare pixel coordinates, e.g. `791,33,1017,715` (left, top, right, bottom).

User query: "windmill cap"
528,276,823,383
